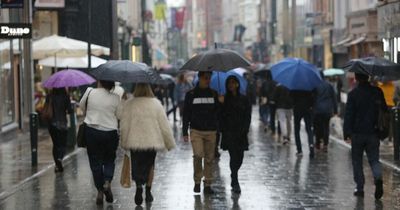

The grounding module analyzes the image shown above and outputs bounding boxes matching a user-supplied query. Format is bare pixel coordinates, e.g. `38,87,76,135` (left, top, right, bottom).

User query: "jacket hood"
225,75,241,95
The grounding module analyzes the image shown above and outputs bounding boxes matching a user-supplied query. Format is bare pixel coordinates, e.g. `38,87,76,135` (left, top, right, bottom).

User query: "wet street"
1,108,400,210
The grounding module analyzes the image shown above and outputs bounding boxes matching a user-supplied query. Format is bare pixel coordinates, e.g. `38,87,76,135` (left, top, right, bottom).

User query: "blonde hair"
134,83,155,97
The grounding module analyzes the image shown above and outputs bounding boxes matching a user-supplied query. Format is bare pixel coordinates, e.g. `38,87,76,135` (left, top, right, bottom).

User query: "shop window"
0,40,15,126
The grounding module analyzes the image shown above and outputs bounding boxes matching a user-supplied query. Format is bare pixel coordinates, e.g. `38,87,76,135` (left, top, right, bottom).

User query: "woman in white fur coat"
116,83,175,206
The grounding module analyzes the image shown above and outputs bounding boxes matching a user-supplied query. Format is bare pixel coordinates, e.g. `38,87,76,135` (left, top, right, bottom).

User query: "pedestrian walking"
79,81,121,205
173,73,193,120
272,84,293,144
45,88,73,173
117,83,175,206
313,72,338,152
220,76,251,194
182,71,220,194
343,73,386,200
260,71,277,132
291,90,315,158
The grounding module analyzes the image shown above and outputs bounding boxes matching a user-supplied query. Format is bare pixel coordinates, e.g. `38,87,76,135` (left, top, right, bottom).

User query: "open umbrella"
180,46,251,72
323,68,345,77
39,55,107,68
159,73,175,85
91,60,161,84
43,69,96,88
271,58,322,91
343,57,400,81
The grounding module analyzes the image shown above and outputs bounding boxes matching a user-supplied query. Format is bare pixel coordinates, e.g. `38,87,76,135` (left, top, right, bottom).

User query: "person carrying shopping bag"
79,80,121,205
117,83,176,206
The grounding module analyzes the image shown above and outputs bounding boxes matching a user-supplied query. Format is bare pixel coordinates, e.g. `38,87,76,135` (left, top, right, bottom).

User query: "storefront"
345,9,383,59
378,1,400,63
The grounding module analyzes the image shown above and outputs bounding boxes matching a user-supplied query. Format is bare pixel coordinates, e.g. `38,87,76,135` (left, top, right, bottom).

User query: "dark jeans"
351,134,382,191
228,149,244,185
294,110,314,153
270,105,277,132
131,150,157,186
314,113,331,146
260,104,270,126
86,126,119,190
48,125,68,163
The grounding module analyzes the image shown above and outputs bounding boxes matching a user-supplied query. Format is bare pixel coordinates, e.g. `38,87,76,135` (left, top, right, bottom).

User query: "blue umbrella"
271,58,322,91
192,71,247,95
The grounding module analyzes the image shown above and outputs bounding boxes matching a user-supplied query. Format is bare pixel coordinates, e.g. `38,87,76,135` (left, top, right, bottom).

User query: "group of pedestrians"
259,71,338,158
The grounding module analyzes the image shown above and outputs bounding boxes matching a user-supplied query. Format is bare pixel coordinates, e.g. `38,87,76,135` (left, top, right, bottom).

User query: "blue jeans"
86,126,119,190
260,105,270,126
351,133,382,191
294,110,314,153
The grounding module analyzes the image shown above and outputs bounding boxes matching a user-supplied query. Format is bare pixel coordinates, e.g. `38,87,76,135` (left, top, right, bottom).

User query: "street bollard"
30,112,38,167
392,107,400,160
67,102,77,149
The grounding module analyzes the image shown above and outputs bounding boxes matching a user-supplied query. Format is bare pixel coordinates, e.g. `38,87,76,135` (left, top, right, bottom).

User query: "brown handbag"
120,154,131,188
41,96,53,122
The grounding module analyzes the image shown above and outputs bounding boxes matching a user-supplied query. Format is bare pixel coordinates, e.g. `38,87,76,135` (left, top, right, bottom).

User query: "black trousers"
86,126,119,190
48,125,68,163
131,150,157,186
314,113,331,146
228,149,244,185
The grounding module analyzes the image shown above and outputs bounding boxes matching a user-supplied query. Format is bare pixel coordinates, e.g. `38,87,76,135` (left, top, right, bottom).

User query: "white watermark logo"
0,24,32,38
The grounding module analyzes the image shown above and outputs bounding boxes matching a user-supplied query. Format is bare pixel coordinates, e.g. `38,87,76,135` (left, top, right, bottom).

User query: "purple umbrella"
43,69,96,88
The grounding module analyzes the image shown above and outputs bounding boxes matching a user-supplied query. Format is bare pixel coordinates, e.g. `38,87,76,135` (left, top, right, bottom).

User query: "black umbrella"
180,46,251,72
343,57,400,81
254,63,271,76
91,60,161,84
158,73,175,85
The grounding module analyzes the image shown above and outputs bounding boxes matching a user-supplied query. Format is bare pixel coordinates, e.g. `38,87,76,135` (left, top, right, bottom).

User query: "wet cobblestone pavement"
1,109,400,209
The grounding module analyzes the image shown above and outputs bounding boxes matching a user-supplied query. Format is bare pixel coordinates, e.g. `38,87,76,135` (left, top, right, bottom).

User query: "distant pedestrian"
79,81,121,205
182,71,220,194
343,73,386,200
313,72,337,152
46,88,73,173
173,74,193,120
117,83,175,206
260,71,277,132
291,90,315,158
220,76,251,193
272,84,293,144
167,82,177,121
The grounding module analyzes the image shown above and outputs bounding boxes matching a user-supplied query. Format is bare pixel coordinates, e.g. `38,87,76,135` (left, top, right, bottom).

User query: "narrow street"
1,108,400,210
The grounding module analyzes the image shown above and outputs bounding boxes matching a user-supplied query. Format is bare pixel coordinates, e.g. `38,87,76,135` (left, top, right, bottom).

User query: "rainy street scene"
1,0,400,210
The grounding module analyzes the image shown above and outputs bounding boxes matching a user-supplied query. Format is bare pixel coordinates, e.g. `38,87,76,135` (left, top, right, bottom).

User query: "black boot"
103,181,113,203
375,179,383,200
145,186,154,203
96,190,104,205
135,186,143,206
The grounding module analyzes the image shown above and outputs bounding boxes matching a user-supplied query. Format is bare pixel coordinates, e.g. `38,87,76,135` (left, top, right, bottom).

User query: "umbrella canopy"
38,55,107,68
323,68,345,76
271,58,322,91
231,67,248,77
180,48,251,72
43,69,96,88
160,64,179,76
91,60,161,84
33,34,110,59
159,73,175,85
343,57,400,81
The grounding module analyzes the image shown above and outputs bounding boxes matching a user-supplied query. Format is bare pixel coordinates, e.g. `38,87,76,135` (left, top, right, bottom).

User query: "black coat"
220,94,252,151
343,83,387,137
48,93,72,130
272,84,293,109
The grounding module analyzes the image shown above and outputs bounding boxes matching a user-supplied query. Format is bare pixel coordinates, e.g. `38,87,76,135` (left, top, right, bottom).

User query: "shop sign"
0,24,32,39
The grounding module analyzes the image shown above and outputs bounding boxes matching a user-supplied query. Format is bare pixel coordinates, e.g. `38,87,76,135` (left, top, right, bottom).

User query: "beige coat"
116,97,175,151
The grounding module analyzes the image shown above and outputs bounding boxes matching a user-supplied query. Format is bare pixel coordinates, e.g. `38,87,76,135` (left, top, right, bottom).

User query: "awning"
332,36,352,47
344,35,367,47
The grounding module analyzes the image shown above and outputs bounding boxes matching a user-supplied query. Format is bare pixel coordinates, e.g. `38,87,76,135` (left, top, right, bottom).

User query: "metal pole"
23,0,34,131
88,0,92,70
30,113,38,166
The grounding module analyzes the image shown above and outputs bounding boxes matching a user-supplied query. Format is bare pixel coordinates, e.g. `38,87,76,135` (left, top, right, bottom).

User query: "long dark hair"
100,80,115,91
52,88,67,96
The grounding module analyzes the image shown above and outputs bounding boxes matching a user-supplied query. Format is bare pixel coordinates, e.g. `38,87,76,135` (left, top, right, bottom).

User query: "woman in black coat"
220,75,252,194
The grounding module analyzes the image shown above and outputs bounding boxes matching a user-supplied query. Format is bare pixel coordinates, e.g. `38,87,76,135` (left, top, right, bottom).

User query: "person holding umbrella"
79,80,121,205
117,83,175,206
220,75,251,194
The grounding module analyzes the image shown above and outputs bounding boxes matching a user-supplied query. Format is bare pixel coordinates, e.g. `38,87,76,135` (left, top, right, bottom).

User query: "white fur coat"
116,97,176,151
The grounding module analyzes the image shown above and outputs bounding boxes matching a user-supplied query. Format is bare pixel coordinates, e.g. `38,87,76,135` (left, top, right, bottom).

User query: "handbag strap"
84,89,93,115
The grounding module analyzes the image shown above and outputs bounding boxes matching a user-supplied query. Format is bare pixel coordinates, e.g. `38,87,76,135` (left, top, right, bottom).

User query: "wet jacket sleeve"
343,92,355,139
182,91,192,136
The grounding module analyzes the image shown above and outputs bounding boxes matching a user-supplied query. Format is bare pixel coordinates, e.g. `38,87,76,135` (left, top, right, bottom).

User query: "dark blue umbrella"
193,70,247,95
343,57,400,81
271,58,322,91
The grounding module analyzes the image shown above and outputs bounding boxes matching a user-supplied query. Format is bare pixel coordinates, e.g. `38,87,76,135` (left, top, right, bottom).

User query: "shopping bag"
120,154,131,188
330,116,343,139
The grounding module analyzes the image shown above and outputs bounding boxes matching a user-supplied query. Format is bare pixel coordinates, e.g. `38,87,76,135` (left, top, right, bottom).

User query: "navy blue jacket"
182,86,220,136
314,81,338,115
343,83,387,137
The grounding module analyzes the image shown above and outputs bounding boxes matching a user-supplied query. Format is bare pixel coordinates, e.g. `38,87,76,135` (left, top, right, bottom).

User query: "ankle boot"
103,181,113,203
135,187,143,206
96,190,104,205
145,186,154,202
